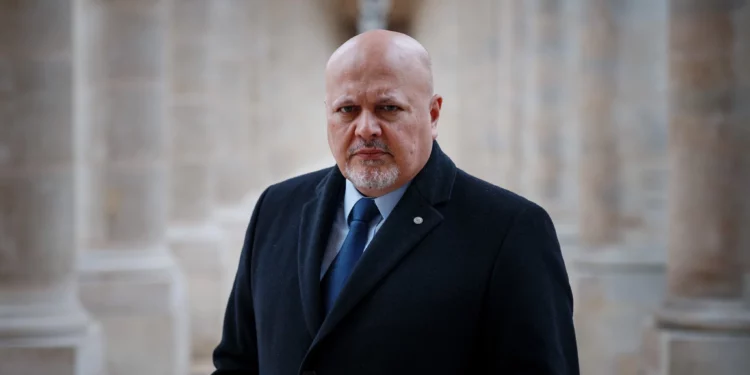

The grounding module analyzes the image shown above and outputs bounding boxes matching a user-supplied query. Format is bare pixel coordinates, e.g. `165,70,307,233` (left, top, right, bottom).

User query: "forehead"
326,62,418,102
330,74,406,98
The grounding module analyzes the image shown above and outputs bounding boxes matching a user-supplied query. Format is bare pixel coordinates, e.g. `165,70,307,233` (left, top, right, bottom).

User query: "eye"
338,105,357,113
379,105,400,112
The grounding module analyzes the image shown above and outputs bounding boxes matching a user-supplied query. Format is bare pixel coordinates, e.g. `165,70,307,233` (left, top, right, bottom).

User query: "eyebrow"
375,94,404,103
331,92,407,108
331,96,355,108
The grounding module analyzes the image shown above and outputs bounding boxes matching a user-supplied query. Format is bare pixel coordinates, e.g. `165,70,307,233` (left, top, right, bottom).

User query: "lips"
353,148,387,159
357,149,385,155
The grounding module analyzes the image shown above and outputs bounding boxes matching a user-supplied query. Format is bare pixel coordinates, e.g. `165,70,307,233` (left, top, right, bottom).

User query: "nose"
353,109,382,140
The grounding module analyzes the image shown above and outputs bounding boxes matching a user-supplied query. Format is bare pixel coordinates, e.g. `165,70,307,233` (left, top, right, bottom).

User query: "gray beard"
345,161,400,191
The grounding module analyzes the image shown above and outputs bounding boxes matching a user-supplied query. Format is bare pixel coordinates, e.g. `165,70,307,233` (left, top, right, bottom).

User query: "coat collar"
297,141,457,341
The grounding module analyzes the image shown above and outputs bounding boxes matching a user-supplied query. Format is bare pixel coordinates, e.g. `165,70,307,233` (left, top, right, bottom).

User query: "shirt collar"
344,179,410,223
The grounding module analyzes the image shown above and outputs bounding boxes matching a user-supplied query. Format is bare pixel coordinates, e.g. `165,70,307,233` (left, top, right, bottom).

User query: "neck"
354,182,404,198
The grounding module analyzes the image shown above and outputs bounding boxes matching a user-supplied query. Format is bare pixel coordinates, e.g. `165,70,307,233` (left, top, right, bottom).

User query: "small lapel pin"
413,216,423,225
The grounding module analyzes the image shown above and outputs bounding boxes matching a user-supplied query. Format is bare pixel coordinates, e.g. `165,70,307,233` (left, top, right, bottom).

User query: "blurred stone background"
1,0,748,374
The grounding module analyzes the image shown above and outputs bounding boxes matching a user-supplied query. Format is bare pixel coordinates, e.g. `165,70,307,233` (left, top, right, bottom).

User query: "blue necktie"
322,198,380,315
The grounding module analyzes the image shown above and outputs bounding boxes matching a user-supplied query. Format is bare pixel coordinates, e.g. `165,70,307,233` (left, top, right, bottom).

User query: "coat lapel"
311,141,457,348
298,167,345,338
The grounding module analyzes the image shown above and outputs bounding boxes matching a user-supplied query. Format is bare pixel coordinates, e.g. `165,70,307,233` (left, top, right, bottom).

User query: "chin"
345,162,400,191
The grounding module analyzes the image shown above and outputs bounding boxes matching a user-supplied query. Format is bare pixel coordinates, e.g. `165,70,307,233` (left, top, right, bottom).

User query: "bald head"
324,29,442,197
325,29,434,96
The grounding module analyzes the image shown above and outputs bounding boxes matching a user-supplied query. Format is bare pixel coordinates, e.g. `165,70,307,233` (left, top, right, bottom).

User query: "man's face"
325,49,441,197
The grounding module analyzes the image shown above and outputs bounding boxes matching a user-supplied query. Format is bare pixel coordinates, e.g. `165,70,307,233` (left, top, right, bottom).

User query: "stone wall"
409,0,750,374
1,0,748,374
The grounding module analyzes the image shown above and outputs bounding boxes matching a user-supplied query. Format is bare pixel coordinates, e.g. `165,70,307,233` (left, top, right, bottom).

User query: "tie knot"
349,198,380,225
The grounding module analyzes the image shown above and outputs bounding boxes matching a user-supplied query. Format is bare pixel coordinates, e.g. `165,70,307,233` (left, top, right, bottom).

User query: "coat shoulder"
452,169,546,219
263,166,334,202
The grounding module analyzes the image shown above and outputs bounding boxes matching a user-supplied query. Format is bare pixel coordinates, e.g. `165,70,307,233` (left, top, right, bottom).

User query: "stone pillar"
357,0,391,32
208,0,257,278
572,2,622,371
558,0,582,246
407,1,461,160
523,0,579,254
572,0,669,374
455,0,500,184
214,0,342,272
575,0,619,250
644,2,750,374
411,1,522,192
497,0,524,193
76,1,190,374
523,0,564,212
0,2,104,374
615,1,670,253
169,0,229,373
261,0,340,179
209,0,253,209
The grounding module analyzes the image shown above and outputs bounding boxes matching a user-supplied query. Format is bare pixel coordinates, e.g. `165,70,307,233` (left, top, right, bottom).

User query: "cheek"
385,125,419,160
329,125,353,153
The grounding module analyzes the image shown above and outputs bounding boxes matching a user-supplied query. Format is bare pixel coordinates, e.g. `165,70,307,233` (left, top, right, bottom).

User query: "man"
213,30,579,374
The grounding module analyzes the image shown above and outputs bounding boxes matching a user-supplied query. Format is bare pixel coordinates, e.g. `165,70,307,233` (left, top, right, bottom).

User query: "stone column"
572,0,669,374
169,0,229,373
559,0,582,246
575,0,619,250
261,0,340,179
572,2,622,371
215,0,342,272
407,1,461,160
455,0,500,184
209,0,253,209
523,0,564,212
410,1,520,191
0,2,103,374
523,0,579,253
76,1,190,375
644,2,750,374
497,0,524,193
208,0,257,278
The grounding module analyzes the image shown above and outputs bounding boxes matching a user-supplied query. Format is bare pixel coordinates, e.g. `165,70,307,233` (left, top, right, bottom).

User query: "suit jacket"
212,141,579,375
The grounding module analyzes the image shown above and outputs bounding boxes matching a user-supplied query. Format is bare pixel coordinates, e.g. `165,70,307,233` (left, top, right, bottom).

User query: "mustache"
347,140,391,157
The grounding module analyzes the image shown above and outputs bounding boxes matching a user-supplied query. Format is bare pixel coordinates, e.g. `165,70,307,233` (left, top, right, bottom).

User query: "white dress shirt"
319,179,410,279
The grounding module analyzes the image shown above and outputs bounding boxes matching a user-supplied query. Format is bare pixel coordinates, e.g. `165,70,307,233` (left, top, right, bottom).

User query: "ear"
429,94,442,139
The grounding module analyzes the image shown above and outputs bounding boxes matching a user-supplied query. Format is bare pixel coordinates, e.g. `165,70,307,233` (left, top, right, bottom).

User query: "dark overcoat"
212,142,579,375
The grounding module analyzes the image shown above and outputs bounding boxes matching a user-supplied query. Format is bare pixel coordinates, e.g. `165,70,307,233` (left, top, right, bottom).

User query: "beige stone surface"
524,0,582,253
665,0,749,300
523,0,566,211
76,0,190,374
169,0,231,366
171,0,214,225
454,0,500,184
412,0,515,190
649,1,750,373
573,247,665,375
575,0,620,248
208,0,255,206
3,0,750,373
558,0,582,231
571,1,670,374
168,223,228,365
613,0,669,250
79,253,189,375
643,323,750,375
497,0,523,193
0,323,104,375
207,1,263,297
0,1,103,374
408,1,461,163
260,0,348,182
